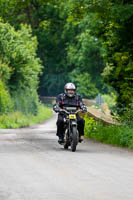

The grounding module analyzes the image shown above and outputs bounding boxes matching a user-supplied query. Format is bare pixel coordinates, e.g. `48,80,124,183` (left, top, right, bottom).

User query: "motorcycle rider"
53,83,87,144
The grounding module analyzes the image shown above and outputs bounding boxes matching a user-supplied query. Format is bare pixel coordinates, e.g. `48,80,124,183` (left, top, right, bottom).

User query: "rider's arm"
78,95,87,112
53,94,62,112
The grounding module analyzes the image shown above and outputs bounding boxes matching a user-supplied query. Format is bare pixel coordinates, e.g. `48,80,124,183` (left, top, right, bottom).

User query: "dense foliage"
63,0,133,110
0,0,105,98
0,80,13,114
0,0,133,112
91,0,133,110
0,21,42,114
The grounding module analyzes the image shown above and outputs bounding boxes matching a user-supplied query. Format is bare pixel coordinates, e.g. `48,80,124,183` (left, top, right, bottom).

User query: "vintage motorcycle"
60,107,82,152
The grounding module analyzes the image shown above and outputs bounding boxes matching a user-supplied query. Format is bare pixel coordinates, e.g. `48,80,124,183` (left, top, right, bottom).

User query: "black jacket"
53,93,86,111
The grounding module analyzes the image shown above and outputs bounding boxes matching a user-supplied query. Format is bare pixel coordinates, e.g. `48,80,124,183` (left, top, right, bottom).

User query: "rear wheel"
71,126,78,152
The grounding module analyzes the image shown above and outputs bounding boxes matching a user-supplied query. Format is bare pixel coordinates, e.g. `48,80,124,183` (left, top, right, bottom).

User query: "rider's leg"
77,115,85,142
57,114,64,143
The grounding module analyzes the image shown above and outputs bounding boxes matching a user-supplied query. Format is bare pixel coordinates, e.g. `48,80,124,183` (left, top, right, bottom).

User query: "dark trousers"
56,114,85,138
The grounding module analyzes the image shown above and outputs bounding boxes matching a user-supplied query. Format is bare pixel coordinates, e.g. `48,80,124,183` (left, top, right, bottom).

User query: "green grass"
84,115,133,149
0,105,53,129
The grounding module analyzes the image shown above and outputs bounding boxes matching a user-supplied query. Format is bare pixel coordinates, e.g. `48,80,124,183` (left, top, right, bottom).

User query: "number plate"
69,114,76,119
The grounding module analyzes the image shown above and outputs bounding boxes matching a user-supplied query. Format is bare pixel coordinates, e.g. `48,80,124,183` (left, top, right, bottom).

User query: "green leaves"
76,73,99,99
0,0,133,112
0,81,13,114
90,0,133,109
0,21,42,115
0,0,106,98
69,71,99,99
0,22,42,90
0,59,11,83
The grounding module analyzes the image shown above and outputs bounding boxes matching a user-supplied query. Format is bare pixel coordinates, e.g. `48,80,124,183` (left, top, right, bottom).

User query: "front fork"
69,119,77,138
64,118,78,142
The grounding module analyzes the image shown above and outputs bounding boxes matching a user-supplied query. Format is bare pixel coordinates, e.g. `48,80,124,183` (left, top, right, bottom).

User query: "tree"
69,70,99,99
67,0,133,107
0,0,105,97
0,21,42,114
92,0,133,109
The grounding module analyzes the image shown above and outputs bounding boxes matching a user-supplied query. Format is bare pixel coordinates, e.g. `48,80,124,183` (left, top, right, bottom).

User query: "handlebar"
59,109,83,114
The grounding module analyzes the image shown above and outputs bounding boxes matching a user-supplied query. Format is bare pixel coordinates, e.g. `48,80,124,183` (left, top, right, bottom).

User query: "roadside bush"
0,80,13,114
12,89,39,115
84,114,97,137
102,93,116,110
84,114,133,149
118,101,133,127
0,105,53,128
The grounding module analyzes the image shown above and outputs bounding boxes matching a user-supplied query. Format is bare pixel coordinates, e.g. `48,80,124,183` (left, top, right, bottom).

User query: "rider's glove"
81,105,87,113
53,104,60,113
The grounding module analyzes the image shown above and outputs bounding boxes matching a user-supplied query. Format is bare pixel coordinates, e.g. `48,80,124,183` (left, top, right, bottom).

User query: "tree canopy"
0,0,133,110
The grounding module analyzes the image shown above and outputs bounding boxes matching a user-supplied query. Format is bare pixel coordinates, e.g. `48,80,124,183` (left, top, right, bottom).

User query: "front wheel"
71,126,78,152
64,129,70,149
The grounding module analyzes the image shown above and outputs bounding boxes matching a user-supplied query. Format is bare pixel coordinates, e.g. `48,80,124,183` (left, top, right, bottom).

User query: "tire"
71,126,78,152
64,130,69,149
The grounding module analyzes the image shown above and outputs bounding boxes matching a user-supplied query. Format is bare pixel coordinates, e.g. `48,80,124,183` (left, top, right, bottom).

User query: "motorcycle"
60,107,82,152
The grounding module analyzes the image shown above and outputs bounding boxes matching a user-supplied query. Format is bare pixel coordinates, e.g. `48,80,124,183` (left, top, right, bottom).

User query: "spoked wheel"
71,126,78,152
64,130,70,149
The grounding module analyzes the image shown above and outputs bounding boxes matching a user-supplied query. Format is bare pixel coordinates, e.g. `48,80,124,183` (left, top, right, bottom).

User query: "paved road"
0,113,133,200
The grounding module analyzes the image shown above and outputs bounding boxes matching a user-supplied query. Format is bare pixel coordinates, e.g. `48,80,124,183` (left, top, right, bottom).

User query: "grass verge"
0,105,53,129
84,115,133,149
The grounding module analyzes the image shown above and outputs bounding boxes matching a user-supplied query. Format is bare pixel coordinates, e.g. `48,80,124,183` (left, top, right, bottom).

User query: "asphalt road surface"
0,113,133,200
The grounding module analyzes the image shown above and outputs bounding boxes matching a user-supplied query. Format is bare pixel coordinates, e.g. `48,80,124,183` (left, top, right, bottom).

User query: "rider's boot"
58,136,64,144
79,136,83,143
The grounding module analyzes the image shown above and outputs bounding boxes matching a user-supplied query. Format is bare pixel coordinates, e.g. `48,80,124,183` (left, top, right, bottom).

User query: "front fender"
71,120,77,126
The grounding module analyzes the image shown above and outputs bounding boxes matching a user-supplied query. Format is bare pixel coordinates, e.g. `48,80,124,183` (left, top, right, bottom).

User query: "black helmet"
64,83,76,97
